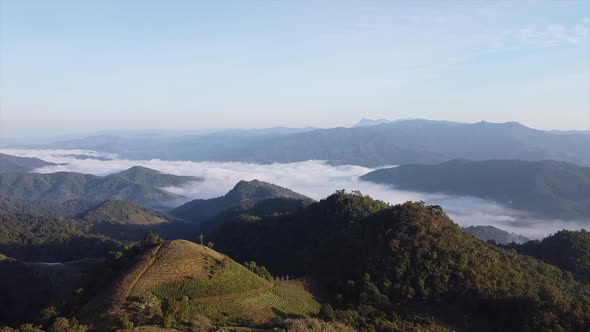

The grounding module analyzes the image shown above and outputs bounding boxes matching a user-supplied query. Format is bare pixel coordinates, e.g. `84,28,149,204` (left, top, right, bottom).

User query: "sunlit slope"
83,240,319,327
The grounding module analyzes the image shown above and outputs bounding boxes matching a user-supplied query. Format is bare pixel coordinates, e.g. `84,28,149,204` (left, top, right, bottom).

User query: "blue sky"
1,1,589,136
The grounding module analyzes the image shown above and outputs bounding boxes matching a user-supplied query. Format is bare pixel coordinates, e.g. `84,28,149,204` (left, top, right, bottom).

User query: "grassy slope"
85,240,319,328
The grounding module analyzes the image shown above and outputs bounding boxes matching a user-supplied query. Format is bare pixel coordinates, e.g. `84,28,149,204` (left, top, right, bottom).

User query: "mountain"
0,167,192,208
361,159,590,219
463,225,530,244
0,153,57,173
203,191,590,331
171,179,312,222
79,240,319,329
30,119,590,167
107,166,202,187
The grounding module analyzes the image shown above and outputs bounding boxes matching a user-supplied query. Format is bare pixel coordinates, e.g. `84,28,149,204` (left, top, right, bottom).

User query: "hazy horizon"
2,117,589,143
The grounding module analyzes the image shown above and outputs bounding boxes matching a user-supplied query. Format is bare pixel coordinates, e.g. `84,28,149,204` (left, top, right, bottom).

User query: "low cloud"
2,148,588,239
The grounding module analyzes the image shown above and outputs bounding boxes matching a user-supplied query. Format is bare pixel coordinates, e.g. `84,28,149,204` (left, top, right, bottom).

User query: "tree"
117,315,133,329
199,234,204,246
142,230,163,247
48,317,88,332
48,317,70,332
17,325,43,332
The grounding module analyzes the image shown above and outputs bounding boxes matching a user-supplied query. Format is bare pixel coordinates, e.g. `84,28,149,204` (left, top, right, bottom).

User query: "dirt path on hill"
126,243,164,298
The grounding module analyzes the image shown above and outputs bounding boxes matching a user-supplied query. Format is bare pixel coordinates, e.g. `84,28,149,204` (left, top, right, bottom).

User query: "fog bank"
1,148,587,239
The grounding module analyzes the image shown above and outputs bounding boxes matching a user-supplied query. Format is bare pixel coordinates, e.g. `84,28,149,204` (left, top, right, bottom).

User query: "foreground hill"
80,240,319,329
0,153,57,173
361,159,590,219
171,179,312,222
0,166,195,208
36,119,590,167
463,225,529,244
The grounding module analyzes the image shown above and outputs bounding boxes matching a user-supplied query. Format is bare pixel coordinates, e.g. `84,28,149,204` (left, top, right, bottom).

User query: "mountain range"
361,159,590,219
29,119,590,167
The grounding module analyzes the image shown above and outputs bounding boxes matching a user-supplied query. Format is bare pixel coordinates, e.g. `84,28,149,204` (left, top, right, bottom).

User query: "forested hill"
0,153,57,173
0,166,197,208
171,179,312,222
203,191,590,331
1,190,590,330
361,159,590,219
510,229,590,282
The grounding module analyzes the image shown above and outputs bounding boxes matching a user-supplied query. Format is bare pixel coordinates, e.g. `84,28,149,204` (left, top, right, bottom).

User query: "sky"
1,0,589,137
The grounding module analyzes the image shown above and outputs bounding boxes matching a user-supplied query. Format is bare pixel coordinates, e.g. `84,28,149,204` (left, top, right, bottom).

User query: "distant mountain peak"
118,165,162,175
353,118,393,127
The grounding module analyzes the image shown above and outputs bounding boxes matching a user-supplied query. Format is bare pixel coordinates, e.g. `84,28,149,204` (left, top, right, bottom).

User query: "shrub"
117,315,134,329
318,304,335,322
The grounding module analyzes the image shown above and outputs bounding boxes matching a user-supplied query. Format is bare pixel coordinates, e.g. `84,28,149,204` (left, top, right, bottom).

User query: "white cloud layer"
1,148,588,239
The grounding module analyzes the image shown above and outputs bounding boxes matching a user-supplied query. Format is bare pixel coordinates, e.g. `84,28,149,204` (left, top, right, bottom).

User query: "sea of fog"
1,148,587,239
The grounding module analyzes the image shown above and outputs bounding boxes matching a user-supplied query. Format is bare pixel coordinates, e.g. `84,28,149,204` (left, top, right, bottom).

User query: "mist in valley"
2,148,586,239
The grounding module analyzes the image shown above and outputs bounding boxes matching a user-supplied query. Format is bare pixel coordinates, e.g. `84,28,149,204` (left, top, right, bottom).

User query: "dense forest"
508,229,590,282
203,191,590,331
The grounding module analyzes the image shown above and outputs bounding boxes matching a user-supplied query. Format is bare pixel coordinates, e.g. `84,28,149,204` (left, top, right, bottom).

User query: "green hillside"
204,191,590,331
361,159,590,219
